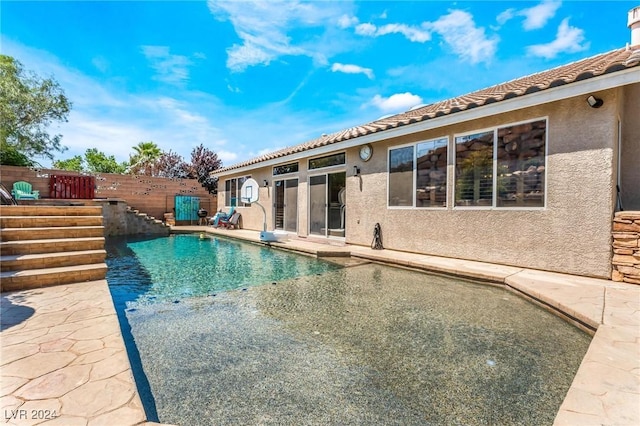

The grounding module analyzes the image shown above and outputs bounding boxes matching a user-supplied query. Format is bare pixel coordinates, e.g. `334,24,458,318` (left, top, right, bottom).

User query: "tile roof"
215,46,640,174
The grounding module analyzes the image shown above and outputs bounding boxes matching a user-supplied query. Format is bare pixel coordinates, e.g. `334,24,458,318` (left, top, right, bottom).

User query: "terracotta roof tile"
215,47,640,174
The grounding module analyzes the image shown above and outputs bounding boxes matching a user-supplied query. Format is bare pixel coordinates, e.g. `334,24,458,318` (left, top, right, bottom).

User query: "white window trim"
452,116,548,211
387,138,449,210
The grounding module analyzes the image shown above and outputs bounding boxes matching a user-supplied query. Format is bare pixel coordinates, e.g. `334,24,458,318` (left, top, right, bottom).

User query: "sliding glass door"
274,178,298,232
309,171,346,238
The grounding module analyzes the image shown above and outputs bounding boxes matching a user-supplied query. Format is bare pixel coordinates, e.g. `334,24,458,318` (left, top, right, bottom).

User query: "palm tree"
129,141,162,175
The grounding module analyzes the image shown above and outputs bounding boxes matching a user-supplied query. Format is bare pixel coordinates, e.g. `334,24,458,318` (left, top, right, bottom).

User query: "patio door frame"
307,169,346,240
273,178,298,233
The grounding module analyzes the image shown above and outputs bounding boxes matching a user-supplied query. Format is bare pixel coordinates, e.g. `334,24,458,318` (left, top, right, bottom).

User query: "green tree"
53,155,83,172
85,148,127,173
0,55,71,165
129,141,162,175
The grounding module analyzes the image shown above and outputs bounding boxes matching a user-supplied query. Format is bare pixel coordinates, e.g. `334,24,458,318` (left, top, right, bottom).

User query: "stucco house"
213,8,640,280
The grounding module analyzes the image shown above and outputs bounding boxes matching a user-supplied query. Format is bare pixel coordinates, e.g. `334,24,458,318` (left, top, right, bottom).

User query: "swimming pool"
106,234,591,425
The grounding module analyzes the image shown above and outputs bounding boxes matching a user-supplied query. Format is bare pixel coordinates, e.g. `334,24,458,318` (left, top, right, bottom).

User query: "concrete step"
0,263,108,292
0,250,106,271
0,205,103,217
1,226,104,241
0,237,105,255
0,215,103,228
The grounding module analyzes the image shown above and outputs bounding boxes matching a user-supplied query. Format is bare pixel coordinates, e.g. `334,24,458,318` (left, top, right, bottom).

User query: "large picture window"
224,175,251,207
389,138,448,208
454,118,546,208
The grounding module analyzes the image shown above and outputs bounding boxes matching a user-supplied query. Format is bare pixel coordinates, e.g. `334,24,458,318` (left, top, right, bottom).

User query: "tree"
155,150,189,179
85,148,127,173
53,155,83,172
187,144,222,193
0,55,71,165
129,141,162,175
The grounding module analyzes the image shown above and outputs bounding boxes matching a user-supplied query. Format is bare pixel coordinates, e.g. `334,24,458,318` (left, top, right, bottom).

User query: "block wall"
1,165,217,221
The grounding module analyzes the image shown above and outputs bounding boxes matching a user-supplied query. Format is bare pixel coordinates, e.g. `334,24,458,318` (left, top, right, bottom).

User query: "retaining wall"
612,211,640,285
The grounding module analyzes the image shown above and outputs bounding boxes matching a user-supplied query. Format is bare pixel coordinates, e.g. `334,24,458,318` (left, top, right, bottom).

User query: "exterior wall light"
353,166,361,177
263,179,269,187
587,95,604,108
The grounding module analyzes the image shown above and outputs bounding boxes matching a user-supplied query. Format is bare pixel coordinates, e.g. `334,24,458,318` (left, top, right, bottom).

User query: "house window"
455,131,494,207
389,138,449,208
273,162,299,175
224,175,251,207
497,119,546,207
416,138,448,208
454,118,546,208
309,153,345,170
388,146,414,206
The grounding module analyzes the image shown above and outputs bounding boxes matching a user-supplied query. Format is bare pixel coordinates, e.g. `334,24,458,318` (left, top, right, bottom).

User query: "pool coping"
1,227,637,425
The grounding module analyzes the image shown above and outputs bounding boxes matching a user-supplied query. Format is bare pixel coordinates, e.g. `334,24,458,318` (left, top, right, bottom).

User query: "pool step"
0,205,107,292
0,250,106,271
0,263,108,292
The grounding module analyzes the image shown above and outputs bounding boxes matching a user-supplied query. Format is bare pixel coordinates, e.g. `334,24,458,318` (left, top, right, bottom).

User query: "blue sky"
2,1,636,168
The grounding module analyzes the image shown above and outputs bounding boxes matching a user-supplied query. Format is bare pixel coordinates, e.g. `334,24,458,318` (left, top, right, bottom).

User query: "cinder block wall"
1,165,217,220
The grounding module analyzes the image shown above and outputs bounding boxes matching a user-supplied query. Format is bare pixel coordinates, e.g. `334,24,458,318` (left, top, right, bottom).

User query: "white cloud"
496,8,515,25
338,14,358,29
519,0,562,31
141,45,193,86
331,63,374,79
427,10,498,64
355,22,431,43
368,92,423,114
527,18,588,58
208,0,353,72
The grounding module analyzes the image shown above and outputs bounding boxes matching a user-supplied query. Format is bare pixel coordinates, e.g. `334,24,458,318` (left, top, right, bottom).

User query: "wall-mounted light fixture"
263,179,269,187
353,166,361,177
587,95,604,108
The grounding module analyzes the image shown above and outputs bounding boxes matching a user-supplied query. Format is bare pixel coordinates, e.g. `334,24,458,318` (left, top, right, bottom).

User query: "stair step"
0,237,105,255
1,226,104,241
0,263,108,292
0,216,103,228
0,250,106,271
0,205,103,216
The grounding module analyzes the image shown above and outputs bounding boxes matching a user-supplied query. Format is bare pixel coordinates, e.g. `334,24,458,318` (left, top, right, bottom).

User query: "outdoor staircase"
0,205,107,292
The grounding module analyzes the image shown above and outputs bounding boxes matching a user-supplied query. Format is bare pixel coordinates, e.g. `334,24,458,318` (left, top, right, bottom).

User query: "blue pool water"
106,234,340,308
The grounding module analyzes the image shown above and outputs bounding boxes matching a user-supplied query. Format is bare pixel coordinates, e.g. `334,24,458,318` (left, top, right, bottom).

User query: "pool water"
106,234,340,307
106,235,591,426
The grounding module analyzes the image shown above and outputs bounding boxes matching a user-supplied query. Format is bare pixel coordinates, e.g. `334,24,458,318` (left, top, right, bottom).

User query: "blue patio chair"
11,181,39,200
210,206,236,228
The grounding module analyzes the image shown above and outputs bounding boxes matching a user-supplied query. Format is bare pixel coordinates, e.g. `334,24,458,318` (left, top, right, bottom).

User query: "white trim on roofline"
214,68,639,177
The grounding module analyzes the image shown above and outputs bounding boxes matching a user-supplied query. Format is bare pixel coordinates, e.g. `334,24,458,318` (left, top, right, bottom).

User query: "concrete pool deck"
1,227,638,425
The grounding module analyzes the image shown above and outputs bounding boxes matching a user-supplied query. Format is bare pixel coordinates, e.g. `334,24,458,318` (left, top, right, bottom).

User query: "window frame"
308,152,346,171
453,117,548,210
273,162,299,176
387,137,449,210
224,175,252,208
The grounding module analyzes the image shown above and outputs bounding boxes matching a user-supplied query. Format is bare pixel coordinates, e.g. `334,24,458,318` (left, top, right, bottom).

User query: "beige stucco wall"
621,83,640,210
219,87,633,278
